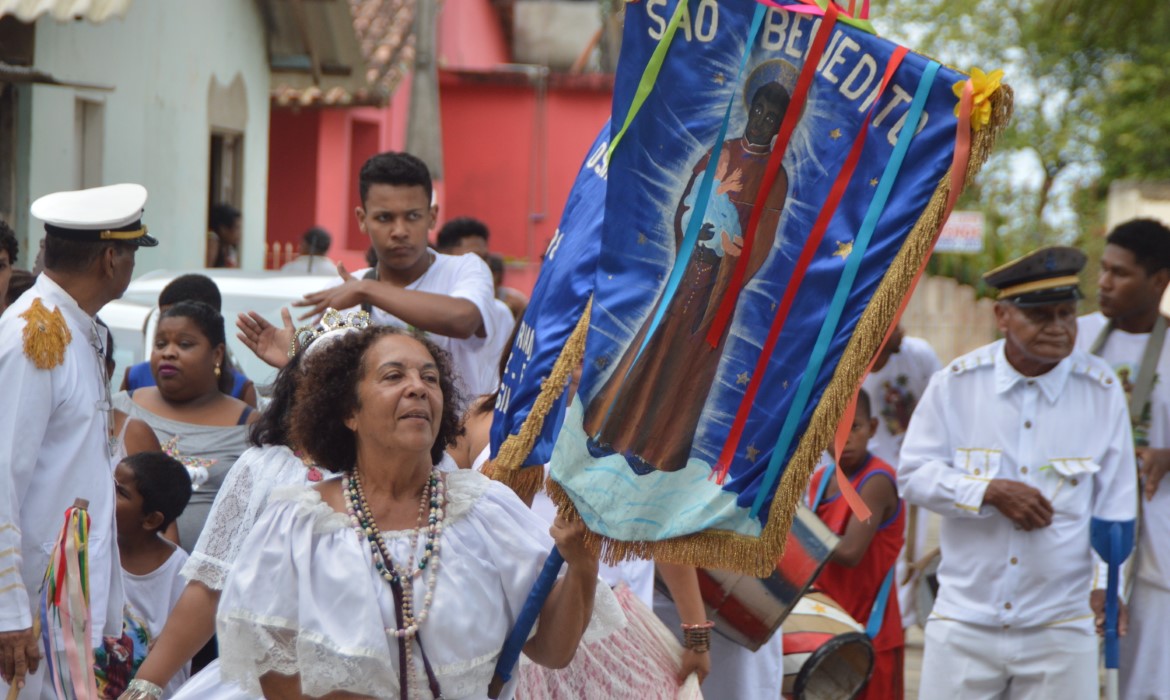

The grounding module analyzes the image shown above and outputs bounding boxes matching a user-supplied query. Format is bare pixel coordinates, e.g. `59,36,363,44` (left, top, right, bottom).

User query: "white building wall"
1107,181,1170,231
26,0,270,273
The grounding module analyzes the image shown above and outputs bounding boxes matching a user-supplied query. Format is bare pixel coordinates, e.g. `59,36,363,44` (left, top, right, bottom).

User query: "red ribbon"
703,2,840,349
713,45,909,485
825,77,975,520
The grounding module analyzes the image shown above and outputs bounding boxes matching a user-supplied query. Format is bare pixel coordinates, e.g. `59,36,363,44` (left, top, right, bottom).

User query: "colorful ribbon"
823,74,975,518
39,504,94,700
713,45,909,485
605,0,689,165
750,61,942,518
757,0,876,34
705,2,840,349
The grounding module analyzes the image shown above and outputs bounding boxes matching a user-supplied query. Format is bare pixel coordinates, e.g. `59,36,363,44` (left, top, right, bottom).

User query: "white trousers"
918,619,1097,700
1120,581,1170,700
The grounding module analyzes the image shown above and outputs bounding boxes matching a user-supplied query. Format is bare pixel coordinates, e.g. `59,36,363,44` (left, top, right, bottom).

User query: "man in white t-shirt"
863,325,941,629
1074,218,1170,700
295,153,503,399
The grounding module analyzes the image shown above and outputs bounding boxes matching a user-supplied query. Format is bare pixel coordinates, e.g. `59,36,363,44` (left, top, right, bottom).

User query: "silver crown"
293,308,372,357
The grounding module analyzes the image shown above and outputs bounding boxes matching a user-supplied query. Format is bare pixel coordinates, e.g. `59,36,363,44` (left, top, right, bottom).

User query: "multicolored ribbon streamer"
824,75,975,507
750,61,943,518
713,45,909,485
705,2,840,349
758,0,876,34
39,502,95,700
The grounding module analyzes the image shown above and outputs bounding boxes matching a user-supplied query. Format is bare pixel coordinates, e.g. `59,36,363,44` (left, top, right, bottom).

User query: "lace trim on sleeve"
218,610,507,699
182,448,319,589
217,611,396,698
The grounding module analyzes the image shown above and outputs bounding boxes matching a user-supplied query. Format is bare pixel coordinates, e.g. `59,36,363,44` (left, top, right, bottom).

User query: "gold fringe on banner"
490,300,593,490
497,87,1014,577
481,461,547,506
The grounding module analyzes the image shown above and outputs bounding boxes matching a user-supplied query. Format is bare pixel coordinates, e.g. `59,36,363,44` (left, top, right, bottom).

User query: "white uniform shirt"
898,340,1138,631
0,275,123,640
346,251,501,398
1077,311,1170,590
862,336,941,468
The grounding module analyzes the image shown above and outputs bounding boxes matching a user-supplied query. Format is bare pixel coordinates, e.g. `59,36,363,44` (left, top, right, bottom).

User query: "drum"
782,591,875,700
656,504,839,651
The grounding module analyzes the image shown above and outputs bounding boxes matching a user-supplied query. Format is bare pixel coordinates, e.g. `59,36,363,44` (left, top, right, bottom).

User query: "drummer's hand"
1091,589,1128,637
678,648,709,685
550,515,599,576
236,309,294,369
1136,446,1170,501
983,479,1053,530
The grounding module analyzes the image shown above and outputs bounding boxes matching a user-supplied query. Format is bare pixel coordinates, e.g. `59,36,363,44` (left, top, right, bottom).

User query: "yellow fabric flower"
953,67,1004,131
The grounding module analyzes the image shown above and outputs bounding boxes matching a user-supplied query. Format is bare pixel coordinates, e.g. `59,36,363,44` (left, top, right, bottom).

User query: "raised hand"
236,307,295,370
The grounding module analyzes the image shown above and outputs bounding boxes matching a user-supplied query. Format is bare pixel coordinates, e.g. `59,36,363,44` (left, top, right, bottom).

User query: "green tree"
876,0,1112,296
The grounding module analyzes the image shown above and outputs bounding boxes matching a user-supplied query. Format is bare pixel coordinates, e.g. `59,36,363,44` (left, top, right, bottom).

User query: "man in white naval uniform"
900,246,1138,699
1075,218,1170,700
0,184,157,697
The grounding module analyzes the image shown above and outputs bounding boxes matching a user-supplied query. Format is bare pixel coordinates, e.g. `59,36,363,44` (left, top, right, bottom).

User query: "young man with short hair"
1075,218,1170,700
296,152,505,397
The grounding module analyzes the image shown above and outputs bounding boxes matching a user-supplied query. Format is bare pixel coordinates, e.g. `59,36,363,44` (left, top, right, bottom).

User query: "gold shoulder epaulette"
1070,360,1117,389
947,352,994,376
20,298,72,370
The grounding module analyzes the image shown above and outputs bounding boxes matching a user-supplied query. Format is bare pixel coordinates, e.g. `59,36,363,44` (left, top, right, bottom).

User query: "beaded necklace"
343,467,446,699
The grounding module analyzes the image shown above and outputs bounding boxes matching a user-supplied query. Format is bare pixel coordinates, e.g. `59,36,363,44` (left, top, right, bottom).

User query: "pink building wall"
264,0,614,291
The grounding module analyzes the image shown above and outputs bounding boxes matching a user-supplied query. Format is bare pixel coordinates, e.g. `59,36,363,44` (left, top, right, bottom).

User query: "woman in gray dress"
113,301,257,552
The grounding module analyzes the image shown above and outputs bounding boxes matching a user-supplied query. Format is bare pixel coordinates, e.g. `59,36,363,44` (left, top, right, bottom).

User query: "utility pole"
406,0,443,179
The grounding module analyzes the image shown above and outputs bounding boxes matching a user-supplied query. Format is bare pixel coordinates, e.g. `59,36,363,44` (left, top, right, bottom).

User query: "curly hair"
248,349,303,448
291,326,464,472
0,220,17,266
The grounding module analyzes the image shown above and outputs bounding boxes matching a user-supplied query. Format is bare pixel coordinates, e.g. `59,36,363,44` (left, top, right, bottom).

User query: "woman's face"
151,315,224,398
346,334,444,457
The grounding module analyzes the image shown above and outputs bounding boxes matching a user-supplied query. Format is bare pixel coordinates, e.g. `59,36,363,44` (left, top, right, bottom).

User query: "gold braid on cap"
996,275,1080,301
289,308,372,359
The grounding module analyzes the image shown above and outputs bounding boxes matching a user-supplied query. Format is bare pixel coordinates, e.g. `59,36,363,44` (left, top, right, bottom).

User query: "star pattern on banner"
746,444,760,461
834,240,854,259
870,177,879,186
829,128,842,140
713,72,726,85
637,233,648,245
736,371,750,385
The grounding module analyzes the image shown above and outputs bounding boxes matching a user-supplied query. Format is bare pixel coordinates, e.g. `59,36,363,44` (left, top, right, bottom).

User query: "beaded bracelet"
681,620,715,652
121,679,164,700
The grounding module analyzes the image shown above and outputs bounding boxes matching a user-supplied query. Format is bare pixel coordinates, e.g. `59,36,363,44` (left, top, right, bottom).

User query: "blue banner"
543,2,987,569
491,123,611,467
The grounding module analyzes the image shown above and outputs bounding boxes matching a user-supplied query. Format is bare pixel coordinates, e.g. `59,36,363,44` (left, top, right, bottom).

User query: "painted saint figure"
584,80,792,473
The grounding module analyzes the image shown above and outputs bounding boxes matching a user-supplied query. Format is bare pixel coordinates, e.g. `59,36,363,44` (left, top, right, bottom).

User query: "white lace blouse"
182,446,460,591
216,469,621,700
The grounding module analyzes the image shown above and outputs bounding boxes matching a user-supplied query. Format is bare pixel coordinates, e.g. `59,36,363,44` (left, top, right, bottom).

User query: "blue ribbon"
750,60,942,518
866,565,896,639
